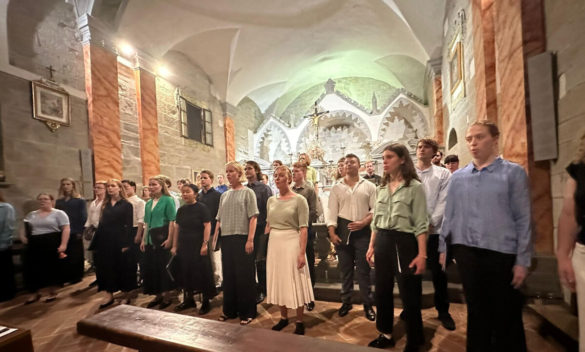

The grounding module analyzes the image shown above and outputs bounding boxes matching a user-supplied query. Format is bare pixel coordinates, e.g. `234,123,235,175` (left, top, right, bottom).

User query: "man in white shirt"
414,139,455,330
327,153,377,321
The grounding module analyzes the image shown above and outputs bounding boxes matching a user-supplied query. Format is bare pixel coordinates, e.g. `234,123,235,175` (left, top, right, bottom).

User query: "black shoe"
368,334,395,348
364,305,376,321
199,299,211,315
305,301,315,311
174,300,195,312
293,322,305,335
88,280,98,288
99,299,114,309
272,318,289,331
438,313,456,331
256,292,265,304
399,309,407,321
403,342,424,352
158,300,172,309
338,303,353,317
146,297,162,308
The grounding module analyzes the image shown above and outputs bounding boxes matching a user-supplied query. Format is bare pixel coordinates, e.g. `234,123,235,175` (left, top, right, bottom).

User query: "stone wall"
0,71,89,221
117,62,143,184
545,0,585,249
155,51,227,185
235,97,264,161
441,0,476,163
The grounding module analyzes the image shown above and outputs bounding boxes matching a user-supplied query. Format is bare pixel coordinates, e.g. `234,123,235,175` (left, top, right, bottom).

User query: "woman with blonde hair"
557,130,585,351
214,161,259,325
141,175,176,309
90,179,134,308
266,165,314,335
22,193,70,303
56,177,87,284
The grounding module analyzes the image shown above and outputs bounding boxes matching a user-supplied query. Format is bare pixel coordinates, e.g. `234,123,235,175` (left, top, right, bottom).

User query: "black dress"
92,199,135,293
568,162,585,243
175,202,216,297
55,197,87,283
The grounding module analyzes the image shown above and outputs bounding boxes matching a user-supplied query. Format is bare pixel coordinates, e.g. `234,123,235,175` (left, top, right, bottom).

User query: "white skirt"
266,228,315,308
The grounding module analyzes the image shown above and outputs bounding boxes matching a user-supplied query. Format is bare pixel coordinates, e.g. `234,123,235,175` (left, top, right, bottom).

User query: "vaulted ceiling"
95,0,446,110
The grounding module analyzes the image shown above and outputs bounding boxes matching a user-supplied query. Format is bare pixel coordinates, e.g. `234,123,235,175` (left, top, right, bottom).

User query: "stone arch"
378,98,429,143
448,128,458,150
254,120,291,163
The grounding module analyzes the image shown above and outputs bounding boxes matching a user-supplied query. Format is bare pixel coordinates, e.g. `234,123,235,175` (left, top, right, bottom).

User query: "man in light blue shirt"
439,121,532,351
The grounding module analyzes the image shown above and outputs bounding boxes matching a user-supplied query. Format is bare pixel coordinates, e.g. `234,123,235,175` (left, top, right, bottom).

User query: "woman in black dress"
172,184,216,314
91,179,134,309
55,177,87,284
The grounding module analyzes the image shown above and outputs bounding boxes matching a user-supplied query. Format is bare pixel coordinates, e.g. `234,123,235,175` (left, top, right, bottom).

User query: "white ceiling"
115,0,446,110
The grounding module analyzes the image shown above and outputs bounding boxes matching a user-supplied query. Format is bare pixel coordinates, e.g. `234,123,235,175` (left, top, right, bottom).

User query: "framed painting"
31,80,70,132
449,41,464,95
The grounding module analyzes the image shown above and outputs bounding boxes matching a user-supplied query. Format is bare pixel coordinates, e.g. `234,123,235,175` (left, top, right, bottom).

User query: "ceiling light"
118,43,135,57
157,65,171,77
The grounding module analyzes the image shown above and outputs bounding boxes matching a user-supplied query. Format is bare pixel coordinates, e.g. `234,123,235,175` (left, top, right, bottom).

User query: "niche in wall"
448,128,458,150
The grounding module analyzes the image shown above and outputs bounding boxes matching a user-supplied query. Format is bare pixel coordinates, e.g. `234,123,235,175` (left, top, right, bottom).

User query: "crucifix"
303,101,329,142
45,65,56,81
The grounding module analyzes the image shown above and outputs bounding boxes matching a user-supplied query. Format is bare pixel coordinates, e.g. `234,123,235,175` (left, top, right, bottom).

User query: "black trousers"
306,226,316,288
253,224,268,295
0,248,15,301
427,234,450,315
336,228,373,305
374,230,423,345
222,235,257,320
452,244,526,352
64,233,84,284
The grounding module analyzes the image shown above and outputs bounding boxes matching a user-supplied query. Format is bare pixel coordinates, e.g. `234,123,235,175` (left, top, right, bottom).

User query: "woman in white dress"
265,165,314,335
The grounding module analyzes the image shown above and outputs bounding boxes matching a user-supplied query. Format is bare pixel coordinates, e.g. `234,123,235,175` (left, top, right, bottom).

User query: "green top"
266,194,309,230
306,166,318,185
371,180,429,236
144,195,176,245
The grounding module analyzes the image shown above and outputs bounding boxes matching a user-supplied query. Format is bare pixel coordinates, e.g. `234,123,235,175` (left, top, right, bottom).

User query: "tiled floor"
0,275,567,351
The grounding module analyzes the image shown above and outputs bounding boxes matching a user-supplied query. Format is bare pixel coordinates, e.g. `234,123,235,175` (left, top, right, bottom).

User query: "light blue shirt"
0,202,15,250
439,157,533,267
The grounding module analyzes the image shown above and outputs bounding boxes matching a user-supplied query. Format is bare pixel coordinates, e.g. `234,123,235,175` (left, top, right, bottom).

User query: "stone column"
134,55,160,185
79,15,122,181
471,0,497,122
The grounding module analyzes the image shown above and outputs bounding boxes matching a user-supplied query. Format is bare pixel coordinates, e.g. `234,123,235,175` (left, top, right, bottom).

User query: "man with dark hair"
363,160,381,186
292,161,317,311
432,150,444,167
327,153,376,321
245,160,273,303
215,174,228,194
414,139,455,330
198,169,223,290
444,155,460,174
440,121,532,350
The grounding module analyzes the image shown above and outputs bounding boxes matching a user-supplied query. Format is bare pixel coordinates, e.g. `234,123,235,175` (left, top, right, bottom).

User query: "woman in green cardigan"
140,175,176,309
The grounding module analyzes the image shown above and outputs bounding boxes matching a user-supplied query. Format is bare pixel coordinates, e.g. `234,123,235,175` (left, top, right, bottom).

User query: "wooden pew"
77,305,373,352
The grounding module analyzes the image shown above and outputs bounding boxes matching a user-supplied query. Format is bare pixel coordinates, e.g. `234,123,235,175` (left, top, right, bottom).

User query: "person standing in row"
444,155,460,174
367,143,428,351
291,161,317,311
141,176,177,309
335,157,346,182
91,179,134,309
162,176,181,211
0,190,16,301
56,177,87,284
363,160,382,186
414,139,455,330
214,161,259,325
266,166,314,335
245,160,272,304
327,153,376,321
122,180,145,291
83,181,106,288
172,184,216,314
22,193,70,303
299,153,319,195
440,122,532,351
215,174,228,194
198,170,223,289
557,129,585,352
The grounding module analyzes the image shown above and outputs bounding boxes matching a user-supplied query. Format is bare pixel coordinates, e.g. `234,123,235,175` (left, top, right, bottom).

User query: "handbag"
149,225,169,247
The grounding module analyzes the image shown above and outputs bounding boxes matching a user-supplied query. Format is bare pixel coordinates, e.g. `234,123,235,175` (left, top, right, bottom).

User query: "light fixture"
118,42,135,57
157,65,171,78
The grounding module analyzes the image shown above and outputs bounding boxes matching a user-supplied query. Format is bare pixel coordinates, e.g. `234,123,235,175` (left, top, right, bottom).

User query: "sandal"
44,295,57,303
25,294,41,305
218,315,231,321
240,318,253,326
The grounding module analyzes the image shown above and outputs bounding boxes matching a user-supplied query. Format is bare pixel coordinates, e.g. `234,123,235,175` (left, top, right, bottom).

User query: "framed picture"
31,80,70,132
449,41,464,96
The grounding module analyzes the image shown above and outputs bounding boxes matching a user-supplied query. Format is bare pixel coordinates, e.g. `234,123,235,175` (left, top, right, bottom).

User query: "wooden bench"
77,305,373,352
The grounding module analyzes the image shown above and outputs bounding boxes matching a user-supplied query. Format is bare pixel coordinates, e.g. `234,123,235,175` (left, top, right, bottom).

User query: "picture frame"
31,80,70,132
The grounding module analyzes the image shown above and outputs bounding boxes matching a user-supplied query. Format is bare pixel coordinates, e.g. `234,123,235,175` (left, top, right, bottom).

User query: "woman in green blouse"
140,175,176,309
366,143,429,351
